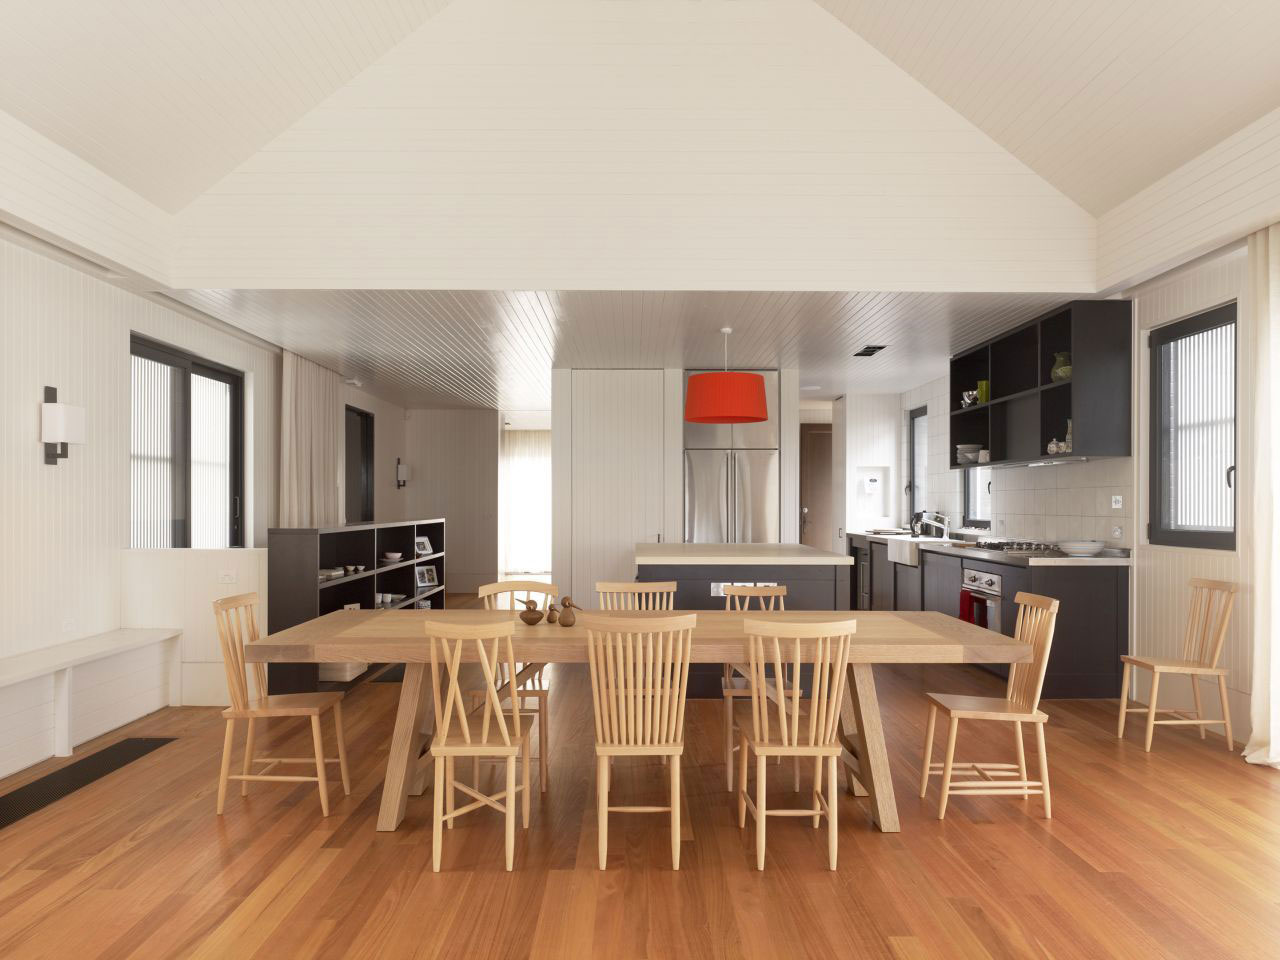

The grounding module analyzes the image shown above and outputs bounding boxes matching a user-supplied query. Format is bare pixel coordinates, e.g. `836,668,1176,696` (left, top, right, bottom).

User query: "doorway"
800,423,833,549
345,406,374,523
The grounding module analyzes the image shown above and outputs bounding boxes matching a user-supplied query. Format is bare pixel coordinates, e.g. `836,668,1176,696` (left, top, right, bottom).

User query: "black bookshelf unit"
266,518,446,693
949,300,1131,469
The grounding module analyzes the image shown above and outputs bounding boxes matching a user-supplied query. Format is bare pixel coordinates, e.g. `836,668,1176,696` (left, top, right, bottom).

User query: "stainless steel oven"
960,567,1001,634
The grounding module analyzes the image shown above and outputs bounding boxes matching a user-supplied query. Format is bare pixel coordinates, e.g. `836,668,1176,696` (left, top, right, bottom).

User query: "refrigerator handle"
728,452,737,543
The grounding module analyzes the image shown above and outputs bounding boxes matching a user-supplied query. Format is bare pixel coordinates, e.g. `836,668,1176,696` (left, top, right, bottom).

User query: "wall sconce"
396,457,410,489
41,386,85,465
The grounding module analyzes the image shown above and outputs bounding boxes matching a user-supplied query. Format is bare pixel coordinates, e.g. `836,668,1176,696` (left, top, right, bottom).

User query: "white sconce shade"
396,458,411,488
41,402,86,445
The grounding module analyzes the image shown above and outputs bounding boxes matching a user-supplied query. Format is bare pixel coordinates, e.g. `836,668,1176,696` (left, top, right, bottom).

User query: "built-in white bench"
0,629,181,772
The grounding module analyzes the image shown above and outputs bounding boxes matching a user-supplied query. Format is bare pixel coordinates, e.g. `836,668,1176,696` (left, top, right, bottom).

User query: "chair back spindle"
213,593,267,710
480,580,559,612
1005,592,1060,713
1180,578,1238,668
740,618,857,749
581,614,698,747
425,619,522,747
595,581,676,611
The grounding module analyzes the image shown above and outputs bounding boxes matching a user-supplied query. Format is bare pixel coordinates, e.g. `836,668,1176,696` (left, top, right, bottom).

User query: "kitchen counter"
847,532,1131,567
635,542,856,566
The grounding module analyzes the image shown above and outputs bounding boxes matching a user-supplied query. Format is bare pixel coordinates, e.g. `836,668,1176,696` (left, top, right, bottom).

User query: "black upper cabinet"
948,300,1131,469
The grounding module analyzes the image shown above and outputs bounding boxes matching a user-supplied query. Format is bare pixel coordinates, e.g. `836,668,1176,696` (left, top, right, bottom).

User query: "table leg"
377,663,428,831
843,664,900,833
409,677,435,796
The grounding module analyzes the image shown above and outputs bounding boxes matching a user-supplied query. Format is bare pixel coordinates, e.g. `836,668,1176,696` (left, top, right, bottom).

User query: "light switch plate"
1111,495,1124,510
218,570,237,584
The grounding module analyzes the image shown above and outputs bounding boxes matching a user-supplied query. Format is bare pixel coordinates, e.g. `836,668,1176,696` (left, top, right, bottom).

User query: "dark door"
345,406,374,523
799,424,833,548
894,563,922,611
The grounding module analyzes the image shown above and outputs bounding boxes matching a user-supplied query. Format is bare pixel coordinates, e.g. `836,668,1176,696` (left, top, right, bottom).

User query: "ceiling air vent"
853,344,886,357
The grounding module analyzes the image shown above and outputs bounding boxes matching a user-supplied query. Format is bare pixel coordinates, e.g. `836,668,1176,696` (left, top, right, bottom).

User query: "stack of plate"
955,443,982,464
1057,540,1104,557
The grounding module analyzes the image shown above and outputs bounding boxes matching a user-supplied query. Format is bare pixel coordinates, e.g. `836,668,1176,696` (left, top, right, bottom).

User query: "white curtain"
499,429,552,577
279,351,341,527
1244,225,1280,767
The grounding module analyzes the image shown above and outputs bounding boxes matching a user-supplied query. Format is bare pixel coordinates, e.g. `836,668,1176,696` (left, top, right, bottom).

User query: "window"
498,428,551,581
907,405,928,518
1148,302,1236,550
964,466,992,528
344,406,374,523
131,335,244,548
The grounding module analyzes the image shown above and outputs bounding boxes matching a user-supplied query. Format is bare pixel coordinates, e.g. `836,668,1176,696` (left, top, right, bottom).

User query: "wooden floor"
2,629,1279,958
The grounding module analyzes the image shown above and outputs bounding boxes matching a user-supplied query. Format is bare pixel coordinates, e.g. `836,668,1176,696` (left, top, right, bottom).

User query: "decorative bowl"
1057,539,1105,557
383,552,403,561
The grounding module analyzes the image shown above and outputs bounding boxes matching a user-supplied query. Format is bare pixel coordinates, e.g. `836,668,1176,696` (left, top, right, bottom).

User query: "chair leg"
240,718,256,797
827,754,838,871
1190,676,1206,740
723,694,734,793
597,755,609,870
311,715,330,817
1117,662,1132,738
522,736,531,828
920,703,937,799
938,715,958,820
216,719,235,815
793,756,800,793
446,756,455,829
737,734,749,828
504,756,516,872
1013,721,1028,798
755,753,767,871
1145,672,1161,752
1035,722,1052,819
539,693,549,792
1218,675,1234,750
432,756,444,872
333,702,351,795
812,756,822,828
670,755,681,871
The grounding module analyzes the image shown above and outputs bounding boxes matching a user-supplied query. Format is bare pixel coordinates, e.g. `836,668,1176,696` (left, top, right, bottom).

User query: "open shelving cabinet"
949,300,1131,469
266,518,446,692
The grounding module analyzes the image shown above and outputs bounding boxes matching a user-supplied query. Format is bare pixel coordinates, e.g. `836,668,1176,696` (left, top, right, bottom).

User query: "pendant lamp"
684,327,768,424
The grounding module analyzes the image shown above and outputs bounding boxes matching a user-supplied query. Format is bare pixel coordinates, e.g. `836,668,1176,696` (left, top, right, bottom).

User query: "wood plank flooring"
2,633,1279,958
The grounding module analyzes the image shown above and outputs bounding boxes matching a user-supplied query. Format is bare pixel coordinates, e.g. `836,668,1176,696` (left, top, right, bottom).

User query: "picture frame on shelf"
415,536,433,557
415,565,439,590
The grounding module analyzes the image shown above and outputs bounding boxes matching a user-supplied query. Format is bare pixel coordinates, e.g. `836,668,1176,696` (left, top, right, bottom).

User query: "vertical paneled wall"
899,378,963,524
341,384,410,524
1125,245,1252,733
842,394,900,531
0,235,279,659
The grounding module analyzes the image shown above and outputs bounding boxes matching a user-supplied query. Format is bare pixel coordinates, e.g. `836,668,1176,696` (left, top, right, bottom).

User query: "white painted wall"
899,379,963,526
1124,244,1253,738
841,394,901,532
403,407,500,592
341,384,412,523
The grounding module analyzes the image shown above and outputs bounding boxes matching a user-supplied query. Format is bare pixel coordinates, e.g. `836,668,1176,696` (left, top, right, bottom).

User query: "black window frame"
963,466,992,529
1147,301,1236,551
345,404,375,523
907,405,928,518
131,334,245,548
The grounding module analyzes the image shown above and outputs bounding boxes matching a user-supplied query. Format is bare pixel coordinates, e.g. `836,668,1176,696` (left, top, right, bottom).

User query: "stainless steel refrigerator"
683,370,780,543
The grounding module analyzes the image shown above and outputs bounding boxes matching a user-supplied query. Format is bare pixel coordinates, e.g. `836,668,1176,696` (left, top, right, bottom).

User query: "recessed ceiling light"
853,344,887,357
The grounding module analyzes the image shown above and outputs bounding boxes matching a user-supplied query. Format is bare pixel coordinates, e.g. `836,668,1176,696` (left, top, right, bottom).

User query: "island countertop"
635,542,856,566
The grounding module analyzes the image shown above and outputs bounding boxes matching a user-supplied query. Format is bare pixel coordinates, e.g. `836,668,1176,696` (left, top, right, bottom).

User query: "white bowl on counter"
1057,539,1105,557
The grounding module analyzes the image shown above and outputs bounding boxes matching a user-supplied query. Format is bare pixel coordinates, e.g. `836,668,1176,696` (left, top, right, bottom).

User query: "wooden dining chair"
721,585,797,793
426,617,534,872
475,580,557,791
1117,578,1238,752
212,593,349,816
581,612,698,870
737,617,857,871
596,581,676,611
919,593,1059,820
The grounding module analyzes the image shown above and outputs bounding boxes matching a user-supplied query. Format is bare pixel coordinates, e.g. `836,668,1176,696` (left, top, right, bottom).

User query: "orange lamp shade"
684,371,768,423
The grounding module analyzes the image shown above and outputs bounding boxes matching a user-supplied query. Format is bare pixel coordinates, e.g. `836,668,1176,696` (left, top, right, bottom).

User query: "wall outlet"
218,570,237,584
1112,525,1124,539
1111,495,1124,510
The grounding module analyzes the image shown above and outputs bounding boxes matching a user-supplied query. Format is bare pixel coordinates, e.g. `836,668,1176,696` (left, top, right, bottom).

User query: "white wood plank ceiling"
815,0,1280,214
171,287,1067,409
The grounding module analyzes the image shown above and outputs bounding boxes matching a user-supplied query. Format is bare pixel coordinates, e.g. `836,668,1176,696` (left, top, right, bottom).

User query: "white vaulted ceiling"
816,0,1280,214
170,287,1066,408
0,0,450,211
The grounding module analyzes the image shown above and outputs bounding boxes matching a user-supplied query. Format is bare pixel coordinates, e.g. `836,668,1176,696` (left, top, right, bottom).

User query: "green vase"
1050,352,1072,383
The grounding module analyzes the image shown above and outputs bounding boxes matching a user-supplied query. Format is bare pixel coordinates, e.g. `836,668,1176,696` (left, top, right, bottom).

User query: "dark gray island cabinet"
634,542,854,697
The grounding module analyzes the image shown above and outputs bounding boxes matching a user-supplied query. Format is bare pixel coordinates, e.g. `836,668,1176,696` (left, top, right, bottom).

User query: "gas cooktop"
974,539,1066,557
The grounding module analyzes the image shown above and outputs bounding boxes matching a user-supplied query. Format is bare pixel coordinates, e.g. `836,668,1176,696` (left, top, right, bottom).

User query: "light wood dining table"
249,608,1030,834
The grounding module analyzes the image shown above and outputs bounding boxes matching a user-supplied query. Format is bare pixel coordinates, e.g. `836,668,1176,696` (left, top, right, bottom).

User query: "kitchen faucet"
916,511,951,539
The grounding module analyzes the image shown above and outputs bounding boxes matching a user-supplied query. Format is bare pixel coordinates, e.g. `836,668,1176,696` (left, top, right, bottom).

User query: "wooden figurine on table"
558,596,577,627
546,603,559,624
519,599,545,625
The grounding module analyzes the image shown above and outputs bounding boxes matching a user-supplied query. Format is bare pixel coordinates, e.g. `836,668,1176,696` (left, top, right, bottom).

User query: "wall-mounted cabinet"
948,300,1131,469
